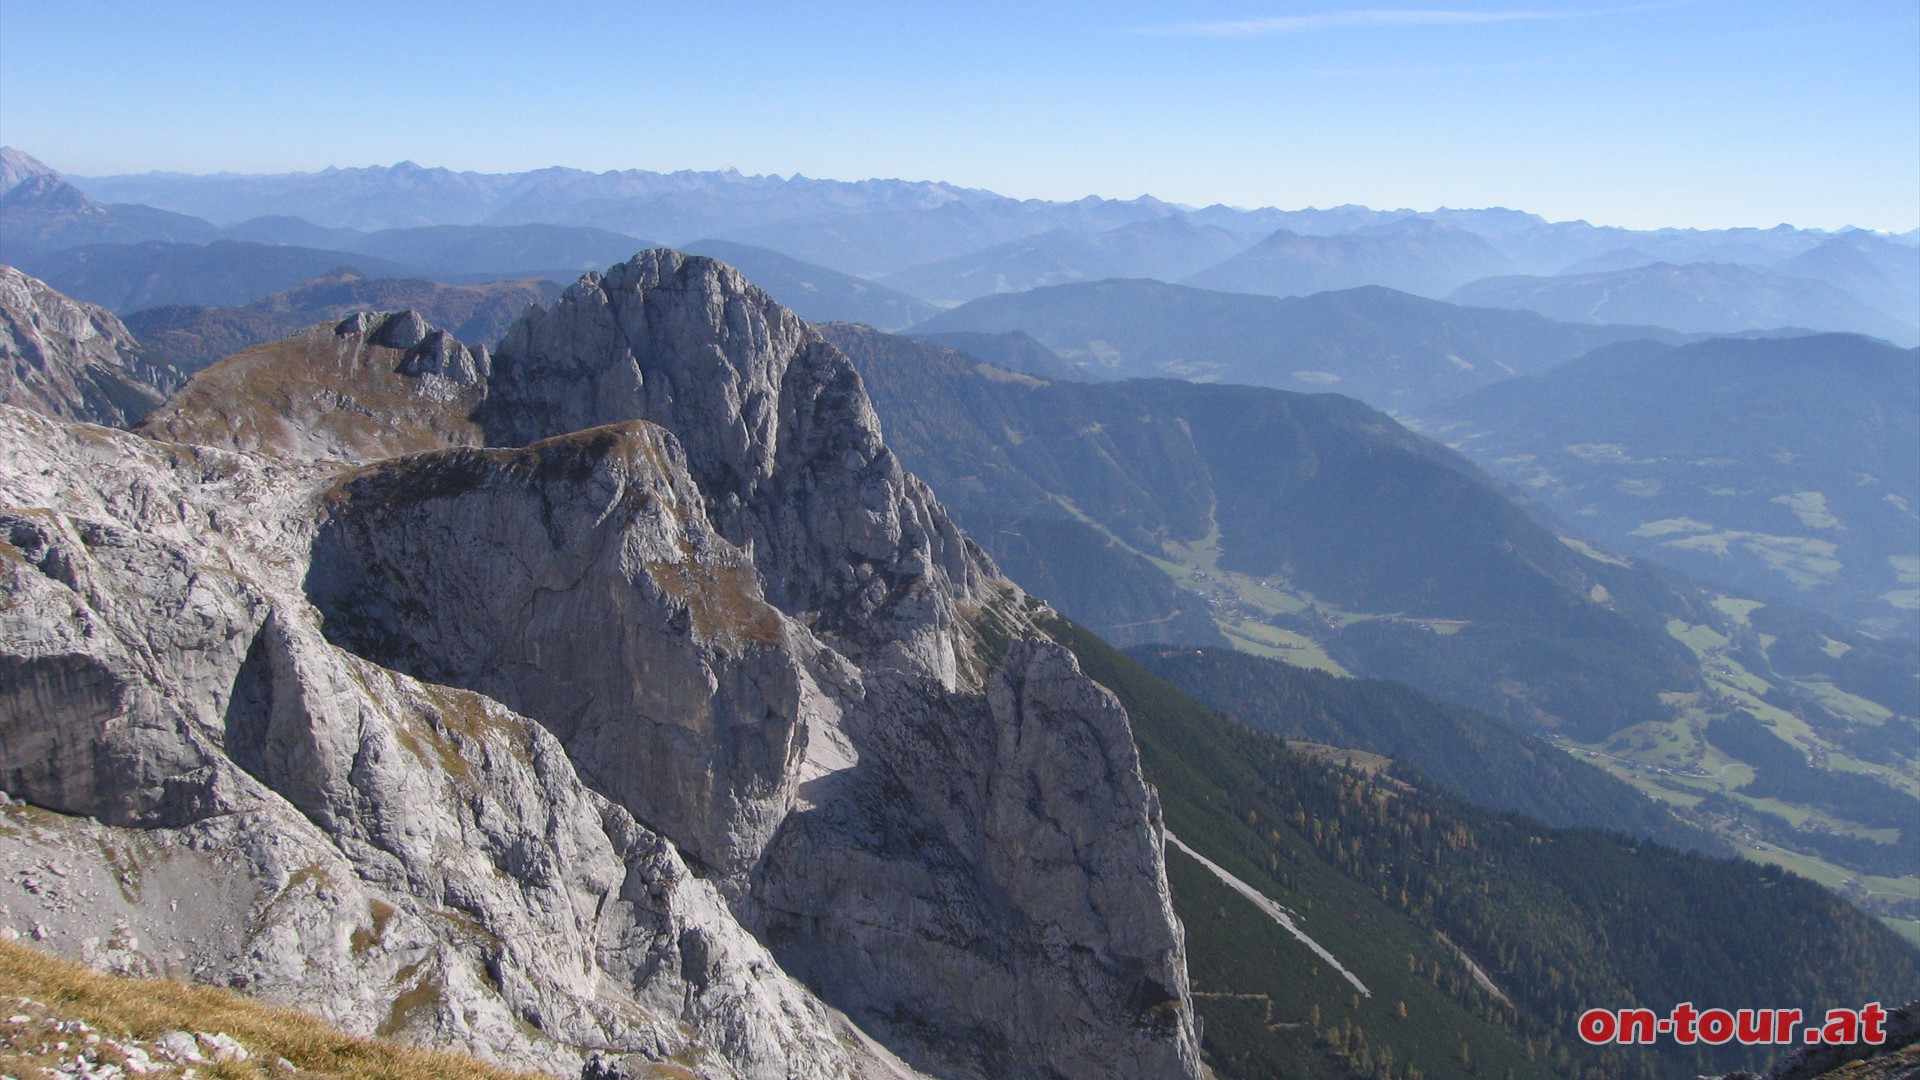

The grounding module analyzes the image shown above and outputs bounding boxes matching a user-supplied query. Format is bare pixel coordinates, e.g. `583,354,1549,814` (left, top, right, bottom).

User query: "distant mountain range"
123,269,560,371
12,239,426,312
1451,262,1919,345
1420,333,1920,633
1785,232,1920,325
881,216,1253,304
0,147,221,260
1183,217,1514,299
339,222,657,278
10,147,1914,346
912,278,1681,410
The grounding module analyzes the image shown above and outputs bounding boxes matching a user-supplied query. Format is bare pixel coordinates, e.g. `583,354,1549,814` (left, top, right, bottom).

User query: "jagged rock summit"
0,253,1204,1080
0,264,184,426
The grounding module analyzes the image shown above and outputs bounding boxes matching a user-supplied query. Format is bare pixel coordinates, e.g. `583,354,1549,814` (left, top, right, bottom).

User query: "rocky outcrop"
124,269,559,374
0,251,1203,1079
753,639,1196,1079
1701,999,1920,1080
302,426,1198,1075
0,265,184,427
307,423,808,881
139,310,490,461
487,252,991,683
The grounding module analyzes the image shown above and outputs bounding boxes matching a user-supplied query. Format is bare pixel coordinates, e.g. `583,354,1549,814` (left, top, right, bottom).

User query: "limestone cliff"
0,407,898,1078
0,254,1203,1079
0,265,184,427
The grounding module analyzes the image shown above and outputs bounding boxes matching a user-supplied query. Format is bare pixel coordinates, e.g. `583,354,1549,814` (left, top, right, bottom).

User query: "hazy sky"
3,1,1915,230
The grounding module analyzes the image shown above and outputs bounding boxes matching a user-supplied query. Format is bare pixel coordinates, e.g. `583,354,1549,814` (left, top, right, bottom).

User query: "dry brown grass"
139,325,486,463
646,559,784,647
0,939,557,1080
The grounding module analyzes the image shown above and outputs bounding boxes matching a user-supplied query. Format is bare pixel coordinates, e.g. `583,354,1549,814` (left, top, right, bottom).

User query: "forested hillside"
1047,617,1920,1080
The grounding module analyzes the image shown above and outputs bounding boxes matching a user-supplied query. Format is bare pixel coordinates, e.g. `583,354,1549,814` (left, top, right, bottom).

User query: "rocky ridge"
0,252,1204,1079
0,266,184,427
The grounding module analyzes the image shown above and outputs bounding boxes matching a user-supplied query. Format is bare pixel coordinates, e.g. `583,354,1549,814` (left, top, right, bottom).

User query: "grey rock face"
0,406,897,1078
300,425,1200,1078
490,251,989,683
755,639,1198,1080
0,265,184,427
1,249,1203,1079
0,148,58,196
307,423,811,880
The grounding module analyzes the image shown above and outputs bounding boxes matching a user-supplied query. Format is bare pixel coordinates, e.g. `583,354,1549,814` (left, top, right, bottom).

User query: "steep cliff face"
487,252,989,684
0,265,184,426
0,257,1203,1079
307,423,811,881
0,407,897,1079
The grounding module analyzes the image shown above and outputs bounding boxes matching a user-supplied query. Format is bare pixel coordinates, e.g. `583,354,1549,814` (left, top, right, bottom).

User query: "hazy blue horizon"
43,154,1917,239
3,1,1915,232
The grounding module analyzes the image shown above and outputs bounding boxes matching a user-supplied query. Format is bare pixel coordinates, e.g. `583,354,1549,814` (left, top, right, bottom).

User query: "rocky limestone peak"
0,173,104,217
347,309,492,385
307,421,809,878
0,265,183,427
160,250,995,685
491,249,992,684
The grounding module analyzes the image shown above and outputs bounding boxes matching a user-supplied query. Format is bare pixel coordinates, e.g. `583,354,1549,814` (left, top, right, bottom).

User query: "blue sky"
2,1,1915,230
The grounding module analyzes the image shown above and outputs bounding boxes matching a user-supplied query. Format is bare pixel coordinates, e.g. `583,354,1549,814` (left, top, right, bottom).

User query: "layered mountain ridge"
0,252,1205,1079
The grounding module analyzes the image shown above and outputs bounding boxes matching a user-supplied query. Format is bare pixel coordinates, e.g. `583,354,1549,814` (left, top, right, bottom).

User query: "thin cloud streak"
1140,4,1672,38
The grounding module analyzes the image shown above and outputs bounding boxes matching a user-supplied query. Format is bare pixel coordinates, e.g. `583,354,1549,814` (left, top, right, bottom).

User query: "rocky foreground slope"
0,252,1204,1079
